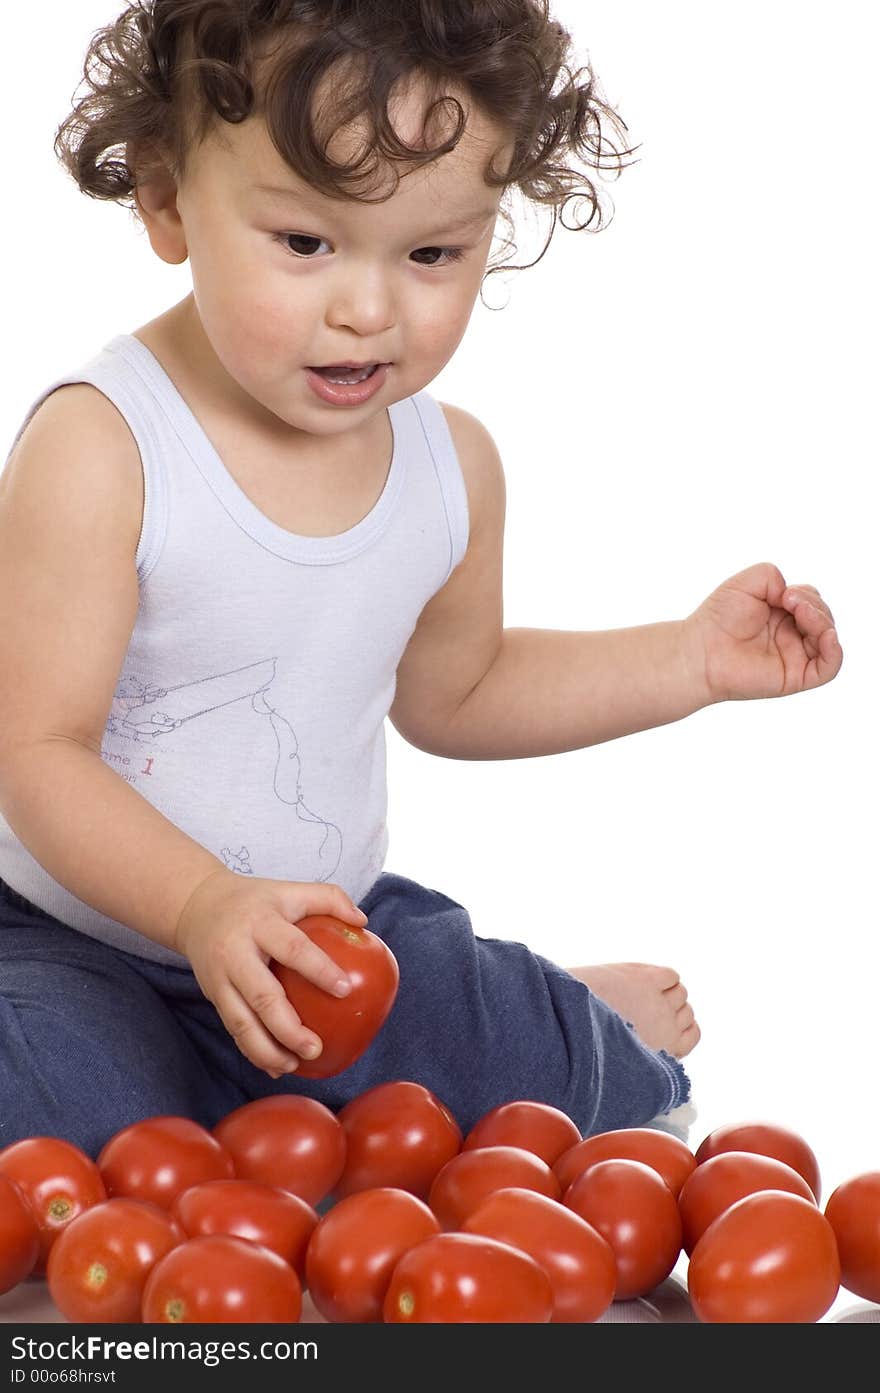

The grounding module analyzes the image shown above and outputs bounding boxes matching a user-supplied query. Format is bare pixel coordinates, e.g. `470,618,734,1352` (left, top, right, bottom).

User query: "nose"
325,262,396,338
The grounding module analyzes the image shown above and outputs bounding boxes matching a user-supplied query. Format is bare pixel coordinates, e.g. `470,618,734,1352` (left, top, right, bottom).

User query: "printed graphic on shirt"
101,660,343,882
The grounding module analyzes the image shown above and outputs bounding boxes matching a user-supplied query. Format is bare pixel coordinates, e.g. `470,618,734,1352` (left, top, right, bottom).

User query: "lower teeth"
320,366,375,384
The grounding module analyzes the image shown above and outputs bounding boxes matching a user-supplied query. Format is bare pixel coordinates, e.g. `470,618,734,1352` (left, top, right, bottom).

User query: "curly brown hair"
54,0,637,280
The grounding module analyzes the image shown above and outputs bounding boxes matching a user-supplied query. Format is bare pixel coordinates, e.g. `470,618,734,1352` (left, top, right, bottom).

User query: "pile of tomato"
0,1089,878,1323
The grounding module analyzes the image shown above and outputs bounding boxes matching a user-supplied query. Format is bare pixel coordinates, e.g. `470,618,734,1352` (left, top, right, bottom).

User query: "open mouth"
309,364,382,385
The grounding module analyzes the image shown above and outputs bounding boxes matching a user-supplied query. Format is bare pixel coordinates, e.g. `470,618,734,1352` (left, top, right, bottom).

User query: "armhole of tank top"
410,392,471,582
4,368,169,587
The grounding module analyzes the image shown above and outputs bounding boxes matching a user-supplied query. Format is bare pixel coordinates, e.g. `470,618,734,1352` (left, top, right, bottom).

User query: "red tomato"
428,1146,560,1230
0,1174,40,1293
306,1187,440,1322
212,1095,345,1206
334,1082,462,1201
688,1191,840,1323
271,915,399,1077
694,1122,821,1202
463,1101,581,1168
679,1150,815,1255
554,1127,696,1198
383,1232,553,1323
172,1180,317,1280
0,1137,107,1274
461,1187,616,1323
825,1172,880,1303
46,1198,182,1323
142,1234,302,1323
564,1158,682,1300
97,1116,234,1211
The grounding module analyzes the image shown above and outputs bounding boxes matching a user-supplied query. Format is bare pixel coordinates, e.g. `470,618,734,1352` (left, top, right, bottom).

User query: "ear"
128,143,189,266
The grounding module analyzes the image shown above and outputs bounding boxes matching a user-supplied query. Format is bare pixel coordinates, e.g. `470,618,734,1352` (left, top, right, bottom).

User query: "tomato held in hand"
306,1187,440,1323
462,1187,616,1323
694,1121,821,1202
47,1198,182,1323
383,1232,553,1323
554,1127,696,1198
825,1172,880,1303
463,1101,581,1168
564,1158,682,1300
688,1191,840,1323
142,1234,302,1323
271,915,399,1077
679,1150,815,1255
212,1095,345,1206
334,1082,462,1201
97,1117,234,1211
172,1180,318,1280
428,1146,560,1231
0,1174,40,1293
0,1138,107,1275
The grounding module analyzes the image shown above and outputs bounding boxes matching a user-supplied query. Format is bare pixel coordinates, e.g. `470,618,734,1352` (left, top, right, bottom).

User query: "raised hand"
685,562,842,704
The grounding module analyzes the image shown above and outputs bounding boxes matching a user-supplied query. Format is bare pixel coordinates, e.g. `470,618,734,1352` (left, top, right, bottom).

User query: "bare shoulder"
438,401,506,541
1,382,143,554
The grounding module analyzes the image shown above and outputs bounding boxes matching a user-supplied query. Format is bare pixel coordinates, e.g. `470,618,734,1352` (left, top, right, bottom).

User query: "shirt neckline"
106,332,407,566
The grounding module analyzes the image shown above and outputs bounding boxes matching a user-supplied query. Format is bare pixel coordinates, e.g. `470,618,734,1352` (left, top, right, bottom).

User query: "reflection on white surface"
2,1267,878,1326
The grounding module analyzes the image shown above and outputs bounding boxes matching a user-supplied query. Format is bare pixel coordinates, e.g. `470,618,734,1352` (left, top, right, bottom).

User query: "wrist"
173,865,234,956
678,615,716,711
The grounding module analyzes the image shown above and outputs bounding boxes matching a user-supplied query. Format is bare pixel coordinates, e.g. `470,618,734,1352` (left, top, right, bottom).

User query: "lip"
305,363,389,407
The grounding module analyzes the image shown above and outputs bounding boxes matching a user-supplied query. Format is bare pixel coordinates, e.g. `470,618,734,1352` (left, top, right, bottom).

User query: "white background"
1,0,877,1314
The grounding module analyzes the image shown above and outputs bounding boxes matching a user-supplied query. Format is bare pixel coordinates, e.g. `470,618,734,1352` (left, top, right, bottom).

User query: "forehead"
196,72,512,212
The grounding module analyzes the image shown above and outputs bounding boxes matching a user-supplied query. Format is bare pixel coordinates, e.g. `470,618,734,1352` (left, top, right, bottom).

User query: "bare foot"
568,962,701,1058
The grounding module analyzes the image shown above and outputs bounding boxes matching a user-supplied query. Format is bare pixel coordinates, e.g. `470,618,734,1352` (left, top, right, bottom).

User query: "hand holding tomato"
174,868,369,1076
271,916,399,1077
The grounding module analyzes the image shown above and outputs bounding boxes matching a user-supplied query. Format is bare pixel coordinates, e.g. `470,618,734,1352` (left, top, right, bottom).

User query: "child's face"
162,86,509,437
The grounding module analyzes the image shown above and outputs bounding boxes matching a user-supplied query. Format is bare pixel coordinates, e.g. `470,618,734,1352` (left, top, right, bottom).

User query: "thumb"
281,881,369,927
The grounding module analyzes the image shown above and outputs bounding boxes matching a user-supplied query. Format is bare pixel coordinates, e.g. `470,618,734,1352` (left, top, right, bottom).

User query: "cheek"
406,285,478,358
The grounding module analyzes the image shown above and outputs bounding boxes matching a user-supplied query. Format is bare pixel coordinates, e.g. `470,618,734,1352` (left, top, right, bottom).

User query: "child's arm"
389,407,841,760
0,386,364,1075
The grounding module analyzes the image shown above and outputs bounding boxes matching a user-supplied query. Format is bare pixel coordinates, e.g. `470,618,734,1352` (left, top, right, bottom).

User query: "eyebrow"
252,184,496,235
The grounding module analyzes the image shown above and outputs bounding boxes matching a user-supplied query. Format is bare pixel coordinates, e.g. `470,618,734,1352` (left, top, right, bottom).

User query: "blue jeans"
0,871,689,1156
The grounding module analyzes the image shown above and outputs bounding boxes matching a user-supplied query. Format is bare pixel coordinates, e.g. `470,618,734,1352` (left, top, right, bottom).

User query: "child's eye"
410,246,466,267
274,232,331,258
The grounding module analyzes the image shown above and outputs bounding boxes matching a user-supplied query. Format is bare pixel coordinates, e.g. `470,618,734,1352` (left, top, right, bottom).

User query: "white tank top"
0,334,469,964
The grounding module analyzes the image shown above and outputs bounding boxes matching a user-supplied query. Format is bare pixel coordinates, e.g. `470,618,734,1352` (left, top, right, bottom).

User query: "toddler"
0,0,841,1153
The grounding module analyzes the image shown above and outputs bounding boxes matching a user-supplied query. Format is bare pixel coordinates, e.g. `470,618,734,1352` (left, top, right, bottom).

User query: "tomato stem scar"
398,1290,415,1318
165,1298,186,1322
48,1196,73,1222
87,1262,108,1290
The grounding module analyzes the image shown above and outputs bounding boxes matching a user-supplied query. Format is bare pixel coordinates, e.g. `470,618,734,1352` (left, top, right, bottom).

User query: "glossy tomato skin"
462,1186,616,1323
694,1122,821,1202
825,1172,880,1303
0,1138,107,1275
564,1158,682,1300
212,1095,345,1206
271,915,399,1078
306,1187,440,1322
554,1127,696,1198
334,1082,462,1201
463,1101,581,1168
688,1190,840,1323
0,1174,40,1293
47,1198,182,1323
428,1146,560,1231
679,1150,815,1255
97,1117,234,1211
383,1232,553,1323
172,1180,318,1280
142,1234,302,1323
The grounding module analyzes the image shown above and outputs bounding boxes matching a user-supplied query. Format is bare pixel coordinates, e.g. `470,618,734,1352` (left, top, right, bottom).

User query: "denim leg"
0,887,248,1158
257,872,691,1136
